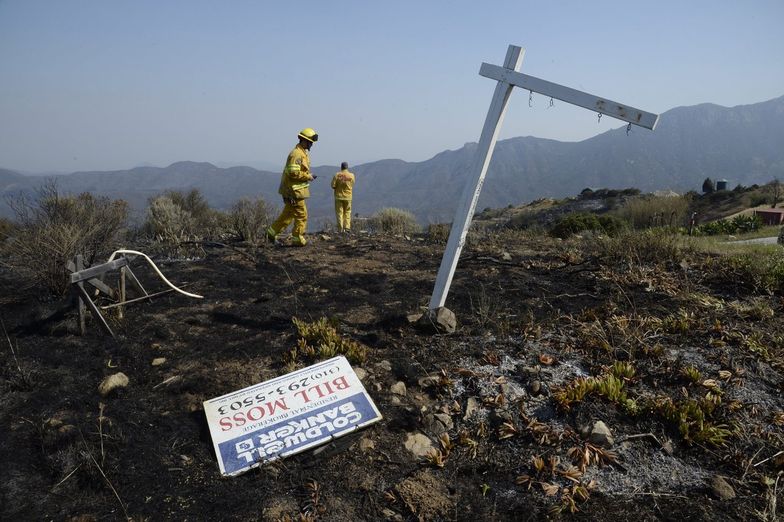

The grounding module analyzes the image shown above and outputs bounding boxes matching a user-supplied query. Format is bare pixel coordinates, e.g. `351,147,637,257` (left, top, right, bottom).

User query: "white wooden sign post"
428,44,660,311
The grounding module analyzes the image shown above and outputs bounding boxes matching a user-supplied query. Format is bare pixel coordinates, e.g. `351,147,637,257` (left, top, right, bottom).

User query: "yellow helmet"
298,128,319,143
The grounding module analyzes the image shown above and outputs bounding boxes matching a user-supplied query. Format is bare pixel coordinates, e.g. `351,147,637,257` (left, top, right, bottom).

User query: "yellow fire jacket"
278,144,313,200
331,169,355,200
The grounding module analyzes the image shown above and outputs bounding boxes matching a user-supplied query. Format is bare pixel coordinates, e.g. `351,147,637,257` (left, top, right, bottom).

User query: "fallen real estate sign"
203,356,382,476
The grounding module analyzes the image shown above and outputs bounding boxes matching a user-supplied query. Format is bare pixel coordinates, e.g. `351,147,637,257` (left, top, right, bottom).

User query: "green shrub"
4,183,128,295
732,214,762,233
748,193,769,207
229,197,273,243
551,213,601,238
285,317,368,371
653,396,732,446
367,208,420,235
579,187,641,200
597,214,629,236
694,214,762,236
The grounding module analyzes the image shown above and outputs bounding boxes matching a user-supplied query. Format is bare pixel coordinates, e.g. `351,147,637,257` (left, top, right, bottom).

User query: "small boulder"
418,375,441,388
358,437,375,452
417,307,457,334
423,413,453,435
501,252,512,261
354,367,368,381
98,372,129,397
381,508,404,522
463,397,482,421
529,380,542,395
391,381,407,397
589,421,614,447
404,432,434,457
407,313,423,324
151,357,166,367
710,475,736,500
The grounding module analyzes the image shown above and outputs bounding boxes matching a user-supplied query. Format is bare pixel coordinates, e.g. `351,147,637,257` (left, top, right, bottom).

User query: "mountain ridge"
2,95,783,223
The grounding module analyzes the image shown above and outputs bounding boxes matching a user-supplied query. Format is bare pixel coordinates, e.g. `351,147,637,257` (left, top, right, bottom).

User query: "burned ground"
1,231,783,521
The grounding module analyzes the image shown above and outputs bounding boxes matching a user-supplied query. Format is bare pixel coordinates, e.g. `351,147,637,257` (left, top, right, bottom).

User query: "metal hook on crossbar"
626,122,632,136
528,90,533,107
549,97,554,108
597,112,602,123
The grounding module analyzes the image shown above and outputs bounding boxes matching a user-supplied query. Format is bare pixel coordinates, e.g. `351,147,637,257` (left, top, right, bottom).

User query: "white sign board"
203,356,382,476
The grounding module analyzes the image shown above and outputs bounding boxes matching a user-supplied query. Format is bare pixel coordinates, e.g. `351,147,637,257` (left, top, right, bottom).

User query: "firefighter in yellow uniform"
266,128,318,246
331,161,355,232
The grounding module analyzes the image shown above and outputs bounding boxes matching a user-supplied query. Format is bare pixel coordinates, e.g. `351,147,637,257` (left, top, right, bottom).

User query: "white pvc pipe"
107,249,203,299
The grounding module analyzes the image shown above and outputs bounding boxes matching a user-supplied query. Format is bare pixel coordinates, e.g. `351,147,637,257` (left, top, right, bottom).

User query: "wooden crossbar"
67,254,149,338
69,258,129,284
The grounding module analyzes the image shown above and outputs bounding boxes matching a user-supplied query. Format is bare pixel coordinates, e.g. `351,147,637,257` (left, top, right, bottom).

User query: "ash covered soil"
2,231,783,521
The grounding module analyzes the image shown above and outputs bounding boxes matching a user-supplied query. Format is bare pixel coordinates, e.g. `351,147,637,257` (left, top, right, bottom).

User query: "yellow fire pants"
271,198,308,237
335,199,352,230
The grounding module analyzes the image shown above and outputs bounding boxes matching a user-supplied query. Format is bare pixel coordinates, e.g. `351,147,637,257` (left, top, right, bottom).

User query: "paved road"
730,236,780,245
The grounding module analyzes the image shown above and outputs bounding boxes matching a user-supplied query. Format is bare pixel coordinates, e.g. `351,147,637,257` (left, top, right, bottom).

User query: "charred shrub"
4,183,128,295
367,208,420,235
426,223,450,244
229,197,273,243
0,217,14,241
144,195,193,242
143,189,225,241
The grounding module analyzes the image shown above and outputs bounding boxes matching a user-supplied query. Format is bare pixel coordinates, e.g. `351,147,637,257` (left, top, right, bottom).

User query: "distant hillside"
2,95,783,224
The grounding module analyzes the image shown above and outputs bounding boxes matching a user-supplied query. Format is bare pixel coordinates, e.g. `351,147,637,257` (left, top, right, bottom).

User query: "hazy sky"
1,1,783,173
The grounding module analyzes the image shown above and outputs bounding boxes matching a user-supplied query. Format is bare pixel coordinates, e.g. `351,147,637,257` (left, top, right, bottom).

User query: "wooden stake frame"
66,255,149,338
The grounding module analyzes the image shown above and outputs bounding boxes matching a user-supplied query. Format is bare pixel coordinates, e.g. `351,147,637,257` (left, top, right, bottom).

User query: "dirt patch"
395,469,454,521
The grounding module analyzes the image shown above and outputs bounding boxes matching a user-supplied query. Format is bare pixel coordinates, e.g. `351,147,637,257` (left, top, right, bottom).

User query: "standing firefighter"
266,128,318,246
331,161,355,232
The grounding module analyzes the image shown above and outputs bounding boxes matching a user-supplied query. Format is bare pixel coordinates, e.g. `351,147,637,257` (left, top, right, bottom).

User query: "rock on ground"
98,372,129,397
417,307,456,334
589,420,614,447
711,475,736,500
404,432,434,457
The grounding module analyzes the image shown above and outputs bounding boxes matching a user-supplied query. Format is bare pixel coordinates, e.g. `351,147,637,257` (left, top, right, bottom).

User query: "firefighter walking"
331,161,355,232
266,128,318,246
